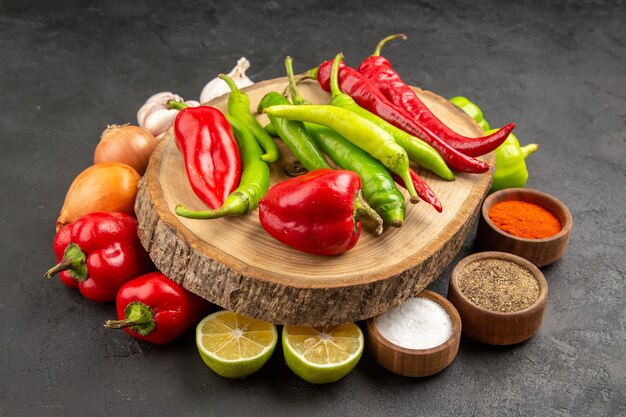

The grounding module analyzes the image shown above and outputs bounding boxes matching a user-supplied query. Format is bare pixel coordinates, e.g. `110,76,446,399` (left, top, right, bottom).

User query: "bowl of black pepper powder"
447,251,548,345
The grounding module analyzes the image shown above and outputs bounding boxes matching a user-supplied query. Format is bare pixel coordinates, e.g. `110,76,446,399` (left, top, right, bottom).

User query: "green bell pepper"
449,96,491,131
449,96,538,191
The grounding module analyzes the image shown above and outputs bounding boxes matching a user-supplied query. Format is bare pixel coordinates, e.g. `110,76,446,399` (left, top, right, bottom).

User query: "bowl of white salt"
365,290,462,377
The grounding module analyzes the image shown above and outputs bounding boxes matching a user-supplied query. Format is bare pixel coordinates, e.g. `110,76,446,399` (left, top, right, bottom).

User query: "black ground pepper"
457,259,540,312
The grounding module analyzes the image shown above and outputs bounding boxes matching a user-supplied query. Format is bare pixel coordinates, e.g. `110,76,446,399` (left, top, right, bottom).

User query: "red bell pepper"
171,104,241,210
45,212,153,302
357,34,515,157
258,169,383,256
311,60,490,173
104,272,210,345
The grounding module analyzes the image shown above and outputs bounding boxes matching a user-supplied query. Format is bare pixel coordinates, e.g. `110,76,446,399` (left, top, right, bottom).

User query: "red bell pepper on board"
357,34,515,157
170,104,241,210
311,59,490,173
45,212,153,302
258,169,383,256
104,272,210,345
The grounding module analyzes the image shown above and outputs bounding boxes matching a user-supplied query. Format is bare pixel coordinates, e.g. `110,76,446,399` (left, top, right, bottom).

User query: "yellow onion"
94,124,157,175
56,162,140,231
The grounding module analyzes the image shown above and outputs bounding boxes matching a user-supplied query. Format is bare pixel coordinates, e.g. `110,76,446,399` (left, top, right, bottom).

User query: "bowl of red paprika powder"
477,188,572,267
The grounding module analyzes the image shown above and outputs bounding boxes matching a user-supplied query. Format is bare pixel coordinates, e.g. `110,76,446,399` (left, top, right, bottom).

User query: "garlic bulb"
200,57,254,103
136,92,199,139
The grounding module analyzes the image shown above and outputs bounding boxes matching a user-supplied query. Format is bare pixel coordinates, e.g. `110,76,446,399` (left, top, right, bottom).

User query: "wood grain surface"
135,77,494,325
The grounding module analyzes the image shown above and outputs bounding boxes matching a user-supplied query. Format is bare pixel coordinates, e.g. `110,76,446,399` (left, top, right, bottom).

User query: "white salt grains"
376,297,453,350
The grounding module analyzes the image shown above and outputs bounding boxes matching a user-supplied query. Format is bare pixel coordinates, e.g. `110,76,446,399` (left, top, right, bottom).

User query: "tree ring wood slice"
135,77,494,326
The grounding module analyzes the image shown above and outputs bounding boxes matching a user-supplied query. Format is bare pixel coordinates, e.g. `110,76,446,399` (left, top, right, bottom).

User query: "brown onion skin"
56,162,141,231
94,125,157,175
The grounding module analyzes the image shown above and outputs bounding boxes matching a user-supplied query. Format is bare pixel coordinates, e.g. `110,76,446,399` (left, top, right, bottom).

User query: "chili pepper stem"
219,74,240,92
354,190,384,235
329,52,345,98
521,143,539,158
165,100,189,111
285,57,311,106
373,33,407,56
44,243,87,281
104,301,156,336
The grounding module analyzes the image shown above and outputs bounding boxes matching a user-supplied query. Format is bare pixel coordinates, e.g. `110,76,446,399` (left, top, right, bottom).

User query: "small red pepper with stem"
45,212,153,302
104,272,211,345
259,169,383,256
391,170,443,213
167,101,241,210
309,59,490,173
357,34,515,157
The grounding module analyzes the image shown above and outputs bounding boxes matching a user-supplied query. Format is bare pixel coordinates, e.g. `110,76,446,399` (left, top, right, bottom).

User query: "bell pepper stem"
373,33,408,56
166,100,189,111
354,190,384,235
285,57,311,106
44,243,87,281
521,143,539,158
329,52,345,98
44,258,73,278
219,73,240,93
104,301,156,336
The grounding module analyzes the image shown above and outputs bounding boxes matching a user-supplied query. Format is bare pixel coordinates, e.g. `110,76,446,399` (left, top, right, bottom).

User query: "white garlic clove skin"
147,91,183,104
199,57,255,104
137,92,200,138
199,78,230,104
143,109,179,138
137,100,164,127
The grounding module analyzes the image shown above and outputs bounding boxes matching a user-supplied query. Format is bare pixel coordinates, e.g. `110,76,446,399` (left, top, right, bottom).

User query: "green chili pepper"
257,92,330,171
264,122,278,136
220,74,279,162
264,60,418,204
175,115,270,219
283,56,405,227
489,129,538,192
327,53,455,182
262,104,419,203
449,96,538,192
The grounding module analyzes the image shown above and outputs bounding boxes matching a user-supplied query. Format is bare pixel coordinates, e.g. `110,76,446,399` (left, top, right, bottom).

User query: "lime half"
282,323,364,384
196,310,277,379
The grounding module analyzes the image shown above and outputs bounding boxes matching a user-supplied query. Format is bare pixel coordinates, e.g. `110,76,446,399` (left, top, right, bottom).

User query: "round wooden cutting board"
135,77,494,326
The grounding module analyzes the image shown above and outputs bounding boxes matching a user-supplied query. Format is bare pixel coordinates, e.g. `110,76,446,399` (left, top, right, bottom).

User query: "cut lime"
282,323,364,384
196,310,277,379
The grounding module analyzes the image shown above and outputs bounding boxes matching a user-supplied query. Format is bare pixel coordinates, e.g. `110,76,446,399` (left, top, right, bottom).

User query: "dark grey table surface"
1,1,625,416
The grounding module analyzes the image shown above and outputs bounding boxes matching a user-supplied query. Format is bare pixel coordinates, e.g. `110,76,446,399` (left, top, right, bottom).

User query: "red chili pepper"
313,60,490,173
172,105,241,210
104,272,210,345
357,34,515,157
391,169,443,213
258,169,383,256
45,212,153,302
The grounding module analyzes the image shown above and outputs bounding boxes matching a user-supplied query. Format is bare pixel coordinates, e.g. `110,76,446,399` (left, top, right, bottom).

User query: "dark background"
1,1,625,416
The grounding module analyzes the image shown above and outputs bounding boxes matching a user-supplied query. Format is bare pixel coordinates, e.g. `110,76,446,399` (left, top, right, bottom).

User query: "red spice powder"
488,200,562,239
